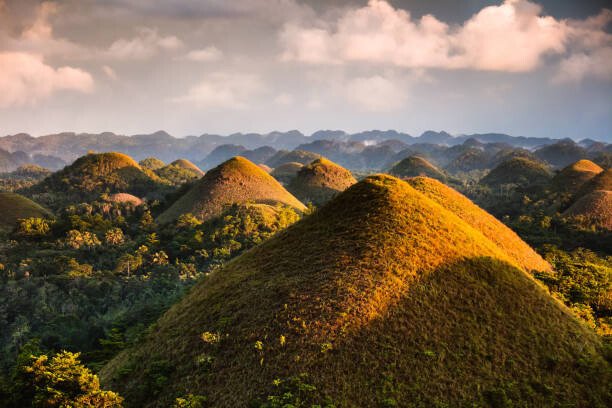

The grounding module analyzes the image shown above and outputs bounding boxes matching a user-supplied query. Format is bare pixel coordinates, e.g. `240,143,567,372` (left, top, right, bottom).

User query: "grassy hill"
551,159,603,195
389,156,448,182
480,157,552,187
574,168,611,198
0,192,52,231
287,158,356,205
564,190,612,230
406,176,551,272
101,175,608,407
139,157,166,170
104,192,144,206
25,152,166,208
157,157,306,223
266,150,322,168
270,162,303,185
155,159,204,185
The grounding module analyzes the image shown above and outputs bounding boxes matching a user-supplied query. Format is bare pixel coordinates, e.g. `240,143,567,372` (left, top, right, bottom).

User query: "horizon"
1,0,611,142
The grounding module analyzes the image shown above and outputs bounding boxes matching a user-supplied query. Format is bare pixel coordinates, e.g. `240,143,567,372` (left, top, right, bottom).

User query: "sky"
0,0,611,141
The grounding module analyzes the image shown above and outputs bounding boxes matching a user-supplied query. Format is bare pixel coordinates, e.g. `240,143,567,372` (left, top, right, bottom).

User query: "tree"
15,218,51,239
11,350,123,407
104,227,125,246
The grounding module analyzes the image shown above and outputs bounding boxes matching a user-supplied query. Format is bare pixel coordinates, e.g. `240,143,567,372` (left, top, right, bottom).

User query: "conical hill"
287,158,357,205
157,156,306,223
101,175,608,407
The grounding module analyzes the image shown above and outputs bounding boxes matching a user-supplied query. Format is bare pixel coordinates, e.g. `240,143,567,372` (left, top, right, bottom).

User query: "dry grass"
564,190,612,230
104,193,144,206
575,168,611,199
157,157,306,223
406,176,552,272
170,159,205,176
389,156,447,181
552,159,604,194
101,175,608,407
287,158,357,205
0,192,52,230
270,162,303,185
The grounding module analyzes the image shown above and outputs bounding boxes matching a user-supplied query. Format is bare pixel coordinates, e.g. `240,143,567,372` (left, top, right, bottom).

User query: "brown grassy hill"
257,163,272,173
574,168,611,199
0,192,52,231
563,190,612,230
104,193,144,206
406,176,551,272
25,152,165,208
157,157,306,223
480,157,552,187
169,159,205,176
389,156,447,181
101,175,608,407
270,162,303,185
551,159,603,194
139,157,166,170
287,158,357,205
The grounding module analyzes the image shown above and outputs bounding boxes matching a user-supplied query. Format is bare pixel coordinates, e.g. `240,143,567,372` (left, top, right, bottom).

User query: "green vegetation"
0,192,52,232
101,175,608,407
287,158,356,206
155,160,204,186
157,157,306,223
480,157,552,188
5,342,122,407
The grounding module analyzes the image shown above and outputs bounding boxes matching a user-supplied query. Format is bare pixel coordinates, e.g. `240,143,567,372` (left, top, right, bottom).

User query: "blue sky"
0,0,610,141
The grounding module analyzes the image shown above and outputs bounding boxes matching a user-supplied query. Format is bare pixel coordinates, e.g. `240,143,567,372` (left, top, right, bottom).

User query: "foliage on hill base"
4,341,122,407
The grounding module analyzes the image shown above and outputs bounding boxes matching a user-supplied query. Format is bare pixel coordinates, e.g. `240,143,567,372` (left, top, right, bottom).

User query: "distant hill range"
1,130,609,172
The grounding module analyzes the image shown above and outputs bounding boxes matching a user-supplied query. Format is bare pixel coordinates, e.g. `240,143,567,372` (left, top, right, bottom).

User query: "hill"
104,193,144,206
270,162,303,185
287,158,356,205
266,150,322,168
535,140,588,168
406,177,551,272
155,159,204,185
100,175,609,407
0,192,52,231
551,159,603,195
24,152,165,208
157,157,306,223
574,168,611,199
139,157,166,170
389,156,448,181
480,157,552,187
563,190,612,230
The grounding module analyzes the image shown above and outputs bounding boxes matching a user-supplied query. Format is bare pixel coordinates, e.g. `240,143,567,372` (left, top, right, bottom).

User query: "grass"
406,176,552,272
564,190,612,230
575,168,611,199
169,159,205,176
480,157,552,187
270,162,303,185
389,156,448,181
101,174,609,407
266,150,322,168
104,193,143,206
157,157,306,223
0,192,52,231
552,159,604,194
287,158,357,205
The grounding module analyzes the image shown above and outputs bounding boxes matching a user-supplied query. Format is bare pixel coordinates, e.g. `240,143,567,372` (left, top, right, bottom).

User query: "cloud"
345,75,408,112
273,93,294,106
171,72,264,109
184,46,223,62
0,52,93,108
102,65,118,80
279,0,611,78
107,27,183,59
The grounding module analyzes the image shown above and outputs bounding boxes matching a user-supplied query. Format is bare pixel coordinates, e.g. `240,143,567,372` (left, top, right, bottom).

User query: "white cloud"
107,27,183,59
102,65,118,80
171,72,264,109
0,52,93,108
345,75,408,112
279,0,612,78
184,46,223,62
